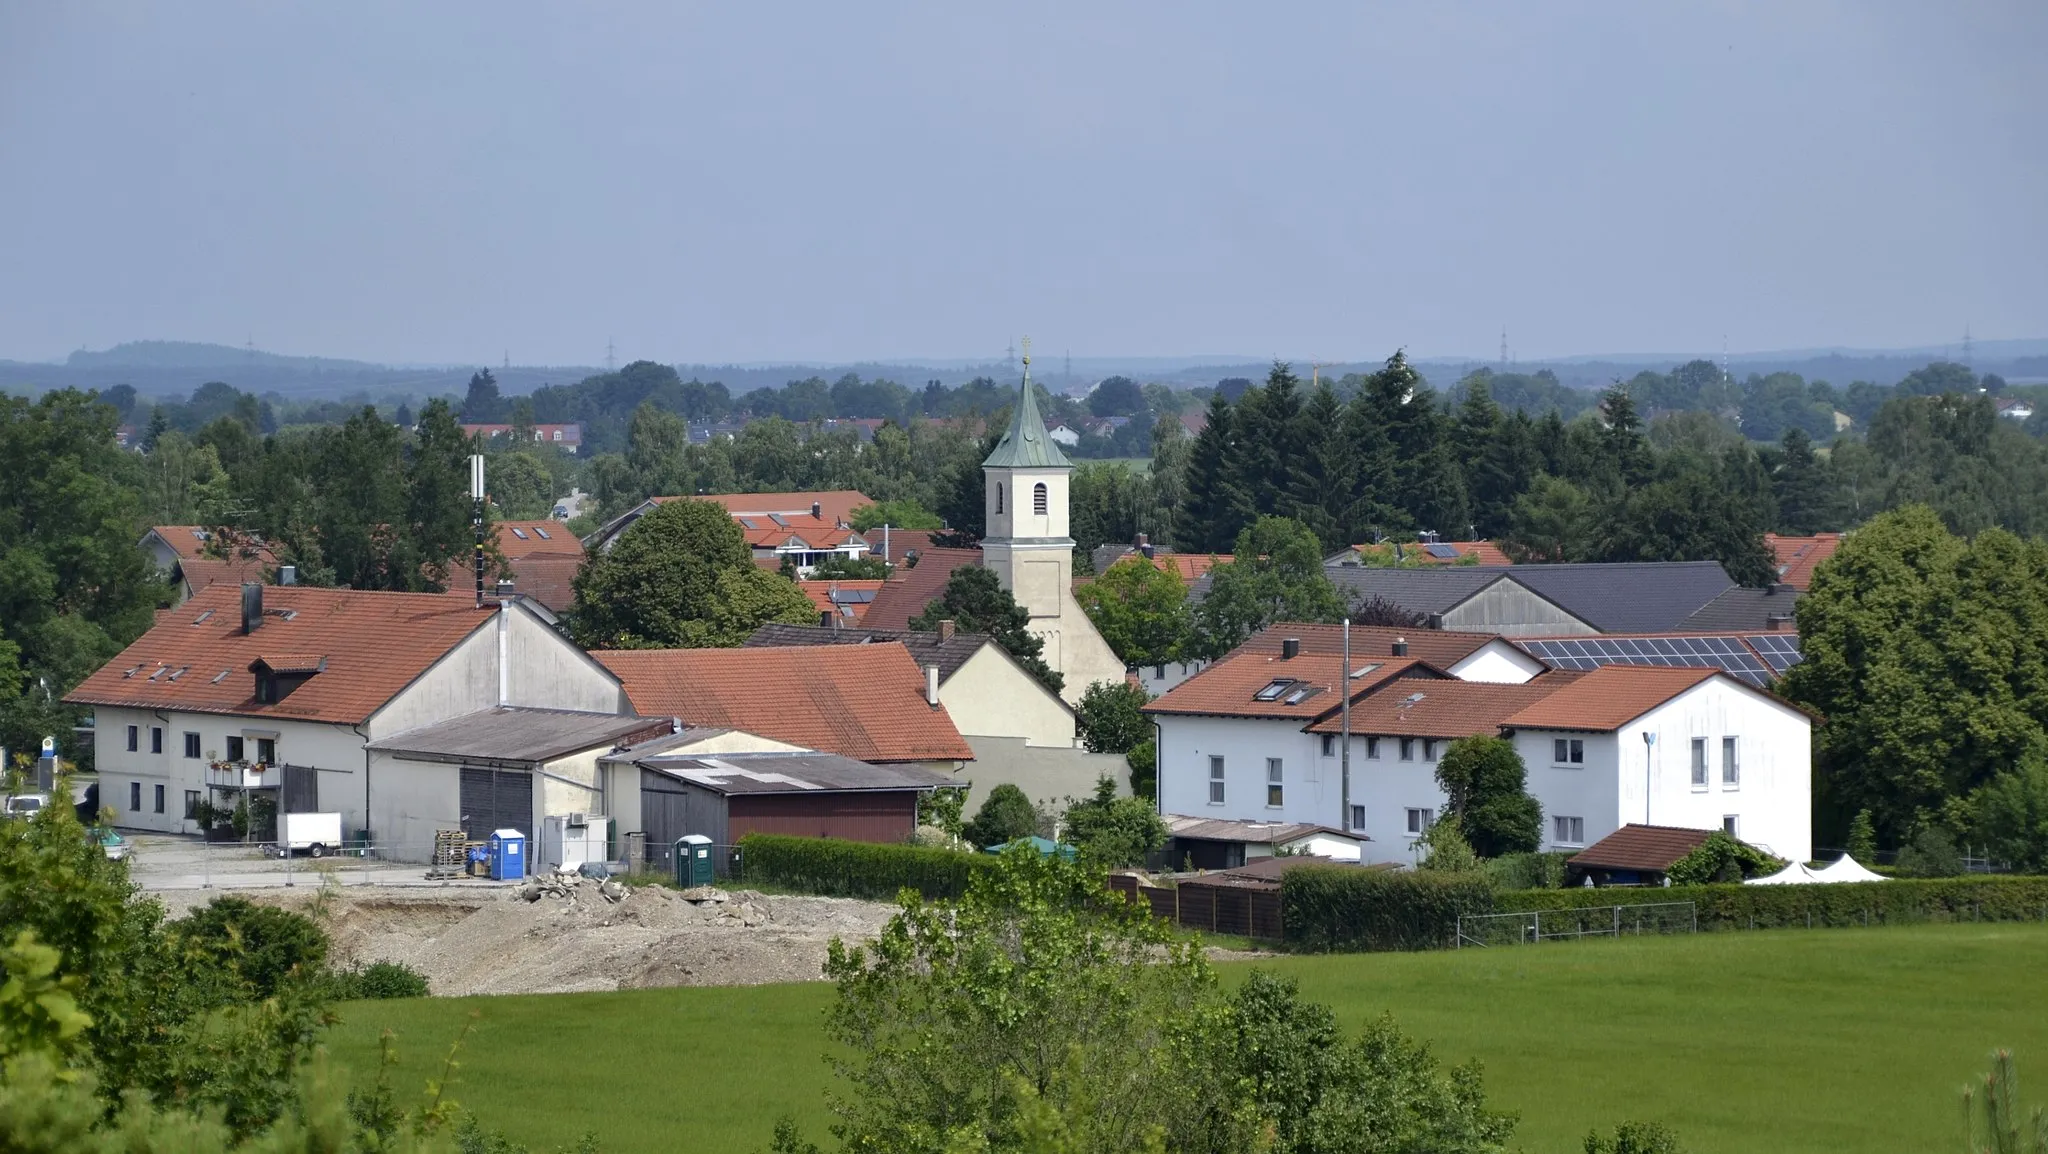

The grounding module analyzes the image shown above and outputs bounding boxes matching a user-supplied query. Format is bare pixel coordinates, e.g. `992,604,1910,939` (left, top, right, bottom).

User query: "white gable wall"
940,644,1076,747
1445,641,1545,683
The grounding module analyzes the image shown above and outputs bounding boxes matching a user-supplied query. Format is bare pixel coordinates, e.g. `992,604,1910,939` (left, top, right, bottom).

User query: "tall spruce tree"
1181,393,1249,554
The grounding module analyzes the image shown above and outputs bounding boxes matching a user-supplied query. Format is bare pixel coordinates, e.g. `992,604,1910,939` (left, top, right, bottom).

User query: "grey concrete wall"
953,735,1129,812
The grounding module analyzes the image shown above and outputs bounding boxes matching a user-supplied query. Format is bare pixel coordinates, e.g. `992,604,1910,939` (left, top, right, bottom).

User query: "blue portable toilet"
488,829,527,880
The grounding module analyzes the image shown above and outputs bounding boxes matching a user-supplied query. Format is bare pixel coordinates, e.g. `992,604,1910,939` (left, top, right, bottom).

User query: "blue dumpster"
488,829,527,880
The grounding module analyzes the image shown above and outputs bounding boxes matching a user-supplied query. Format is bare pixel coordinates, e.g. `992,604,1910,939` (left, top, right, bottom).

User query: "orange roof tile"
1349,540,1513,566
1143,651,1446,721
1763,532,1843,591
860,547,983,631
494,520,584,561
177,556,272,594
506,554,584,613
656,490,873,525
1499,665,1721,731
1305,673,1583,736
1237,622,1502,669
64,584,502,725
592,643,974,763
798,579,885,623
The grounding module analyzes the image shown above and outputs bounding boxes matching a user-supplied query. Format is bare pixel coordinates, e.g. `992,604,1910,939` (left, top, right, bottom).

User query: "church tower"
980,351,1126,703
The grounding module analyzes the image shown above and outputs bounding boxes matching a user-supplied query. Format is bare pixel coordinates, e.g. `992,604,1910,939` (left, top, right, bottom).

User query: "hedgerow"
1280,866,1493,952
737,833,997,900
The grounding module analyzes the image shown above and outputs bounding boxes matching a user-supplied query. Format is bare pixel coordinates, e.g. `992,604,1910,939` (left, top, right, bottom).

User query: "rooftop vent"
811,501,822,519
495,579,516,599
1392,637,1408,657
241,582,263,635
1281,637,1301,660
277,565,297,586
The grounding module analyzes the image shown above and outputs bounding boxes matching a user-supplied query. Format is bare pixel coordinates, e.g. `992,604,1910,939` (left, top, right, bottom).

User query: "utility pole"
1341,619,1352,832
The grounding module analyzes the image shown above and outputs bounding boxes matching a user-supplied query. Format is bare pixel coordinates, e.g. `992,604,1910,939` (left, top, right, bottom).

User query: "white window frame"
1553,738,1583,766
1208,755,1225,805
1552,815,1584,846
1690,737,1708,790
1722,736,1739,788
1405,807,1435,836
182,731,201,759
1265,758,1284,809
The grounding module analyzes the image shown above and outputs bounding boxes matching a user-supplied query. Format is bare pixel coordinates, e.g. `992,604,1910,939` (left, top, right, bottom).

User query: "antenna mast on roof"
470,454,487,608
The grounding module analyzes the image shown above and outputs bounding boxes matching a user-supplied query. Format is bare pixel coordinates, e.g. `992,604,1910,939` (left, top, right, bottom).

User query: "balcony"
207,761,274,790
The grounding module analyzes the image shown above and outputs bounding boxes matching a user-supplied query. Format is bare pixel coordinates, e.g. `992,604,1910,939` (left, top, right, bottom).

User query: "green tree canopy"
911,566,1062,694
1059,777,1166,867
571,497,815,647
1433,736,1543,858
1074,680,1151,755
1076,556,1191,666
961,783,1040,849
1192,516,1347,659
850,498,943,532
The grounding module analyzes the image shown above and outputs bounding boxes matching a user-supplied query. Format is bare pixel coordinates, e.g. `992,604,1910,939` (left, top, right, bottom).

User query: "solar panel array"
1518,635,1778,687
1423,542,1461,559
1743,633,1804,673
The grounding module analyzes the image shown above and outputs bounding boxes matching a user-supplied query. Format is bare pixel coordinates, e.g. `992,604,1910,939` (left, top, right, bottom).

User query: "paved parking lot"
120,832,511,892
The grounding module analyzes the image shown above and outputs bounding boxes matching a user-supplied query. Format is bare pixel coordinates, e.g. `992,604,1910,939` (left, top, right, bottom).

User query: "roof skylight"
1253,679,1296,702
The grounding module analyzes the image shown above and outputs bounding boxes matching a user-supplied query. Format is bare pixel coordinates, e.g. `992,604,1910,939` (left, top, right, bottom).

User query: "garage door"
459,767,533,841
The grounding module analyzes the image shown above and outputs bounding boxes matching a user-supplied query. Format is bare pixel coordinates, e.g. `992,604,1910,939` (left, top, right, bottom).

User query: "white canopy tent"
1745,862,1822,885
1811,854,1889,883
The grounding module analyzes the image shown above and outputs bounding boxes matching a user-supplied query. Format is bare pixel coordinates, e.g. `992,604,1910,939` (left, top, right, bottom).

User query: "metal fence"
1456,901,1697,948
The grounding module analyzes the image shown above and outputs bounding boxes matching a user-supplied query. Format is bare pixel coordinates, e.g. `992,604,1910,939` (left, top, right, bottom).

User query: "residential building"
1994,397,2036,421
1086,536,1232,584
140,526,274,604
461,422,583,448
1046,423,1081,447
494,520,583,562
1344,538,1514,566
743,622,1127,808
63,583,631,855
860,547,983,630
796,579,884,625
1513,632,1803,687
584,490,873,554
976,362,1128,703
1762,532,1843,591
592,643,975,776
1676,585,1801,632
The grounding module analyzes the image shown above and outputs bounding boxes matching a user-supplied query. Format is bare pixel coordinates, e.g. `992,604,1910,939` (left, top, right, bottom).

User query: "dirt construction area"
154,878,897,995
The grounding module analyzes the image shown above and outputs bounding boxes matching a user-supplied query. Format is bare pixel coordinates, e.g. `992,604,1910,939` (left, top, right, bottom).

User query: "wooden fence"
1108,874,1284,940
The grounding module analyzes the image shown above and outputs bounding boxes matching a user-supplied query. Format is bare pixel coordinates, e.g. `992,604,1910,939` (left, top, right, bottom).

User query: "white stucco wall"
1446,641,1545,684
1155,714,1330,825
940,645,1075,746
93,704,367,836
365,752,461,856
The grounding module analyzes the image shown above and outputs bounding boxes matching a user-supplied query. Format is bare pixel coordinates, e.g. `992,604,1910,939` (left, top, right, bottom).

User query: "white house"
65,582,631,860
1149,631,1813,866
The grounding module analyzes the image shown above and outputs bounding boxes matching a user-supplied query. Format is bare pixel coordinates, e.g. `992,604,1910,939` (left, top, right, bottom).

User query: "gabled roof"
1568,824,1716,873
1089,549,1232,584
1763,533,1842,591
175,556,272,596
1316,561,1736,634
1316,566,1520,617
981,369,1072,470
1498,665,1722,731
743,622,992,684
1304,674,1583,737
686,490,873,523
1677,585,1801,632
365,707,669,764
869,528,935,563
632,750,955,795
1236,622,1502,670
860,547,982,631
592,643,975,763
1143,650,1445,721
142,525,235,563
494,520,583,561
64,583,505,725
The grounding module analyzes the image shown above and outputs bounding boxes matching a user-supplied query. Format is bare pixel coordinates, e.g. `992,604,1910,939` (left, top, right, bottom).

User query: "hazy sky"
3,2,2043,366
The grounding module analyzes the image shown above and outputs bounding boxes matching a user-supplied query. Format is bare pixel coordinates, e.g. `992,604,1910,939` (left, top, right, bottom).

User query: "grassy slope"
324,924,2048,1153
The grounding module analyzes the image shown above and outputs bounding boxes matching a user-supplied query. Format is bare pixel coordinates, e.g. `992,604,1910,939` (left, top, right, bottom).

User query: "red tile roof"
868,528,935,563
1568,824,1715,873
1498,665,1721,731
494,520,583,561
592,643,974,763
64,583,501,725
1237,622,1503,669
1763,533,1843,591
1144,650,1445,721
860,547,983,631
145,526,226,562
1349,540,1513,566
506,554,583,613
798,579,885,623
1304,674,1583,737
177,556,272,595
658,490,873,526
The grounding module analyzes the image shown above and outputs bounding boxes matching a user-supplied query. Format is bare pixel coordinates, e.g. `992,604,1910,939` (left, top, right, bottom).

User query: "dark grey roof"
1677,585,1801,631
743,622,991,683
1318,567,1515,617
365,708,669,764
635,750,954,795
1309,561,1735,634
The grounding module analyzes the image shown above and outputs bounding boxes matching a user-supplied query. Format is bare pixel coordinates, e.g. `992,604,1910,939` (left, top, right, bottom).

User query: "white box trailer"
271,812,343,858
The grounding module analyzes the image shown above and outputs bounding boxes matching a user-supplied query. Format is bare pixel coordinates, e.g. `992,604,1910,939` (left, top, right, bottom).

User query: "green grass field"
324,924,2048,1153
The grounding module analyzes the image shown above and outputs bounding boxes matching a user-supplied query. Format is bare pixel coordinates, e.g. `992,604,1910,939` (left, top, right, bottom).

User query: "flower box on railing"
206,761,271,789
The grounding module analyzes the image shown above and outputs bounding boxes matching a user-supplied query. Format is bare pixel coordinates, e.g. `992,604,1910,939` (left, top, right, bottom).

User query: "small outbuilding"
1162,815,1368,870
1565,823,1716,887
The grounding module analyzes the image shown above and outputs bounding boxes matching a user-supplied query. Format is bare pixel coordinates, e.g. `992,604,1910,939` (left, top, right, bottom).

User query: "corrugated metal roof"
636,750,955,795
365,707,669,763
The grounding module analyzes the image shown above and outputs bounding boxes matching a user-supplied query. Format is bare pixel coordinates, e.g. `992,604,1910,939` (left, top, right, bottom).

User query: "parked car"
89,827,130,861
3,793,51,818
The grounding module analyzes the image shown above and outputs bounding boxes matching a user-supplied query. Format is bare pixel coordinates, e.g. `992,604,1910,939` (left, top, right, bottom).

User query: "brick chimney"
240,582,263,635
938,619,956,642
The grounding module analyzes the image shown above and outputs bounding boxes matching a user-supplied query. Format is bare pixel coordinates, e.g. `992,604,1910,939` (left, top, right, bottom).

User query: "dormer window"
249,655,326,704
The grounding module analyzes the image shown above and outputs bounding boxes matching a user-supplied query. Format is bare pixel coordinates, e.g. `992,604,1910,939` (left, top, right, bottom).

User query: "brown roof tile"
1144,650,1445,721
796,579,885,623
1764,532,1843,591
64,583,501,725
743,622,996,685
658,490,873,525
1499,665,1721,731
1237,622,1501,668
1305,673,1583,736
592,642,974,763
494,520,583,561
1568,823,1716,872
860,547,982,631
506,554,583,613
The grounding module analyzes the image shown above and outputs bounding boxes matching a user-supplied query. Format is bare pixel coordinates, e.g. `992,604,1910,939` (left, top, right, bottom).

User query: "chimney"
819,610,836,628
240,582,263,635
278,564,297,586
1767,613,1795,632
924,663,941,707
495,579,516,600
1392,636,1408,657
1135,532,1149,549
811,501,822,520
938,618,956,642
1281,637,1301,660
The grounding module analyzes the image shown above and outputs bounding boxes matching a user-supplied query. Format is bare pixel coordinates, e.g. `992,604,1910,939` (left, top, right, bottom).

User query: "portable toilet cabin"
675,834,714,888
488,829,527,881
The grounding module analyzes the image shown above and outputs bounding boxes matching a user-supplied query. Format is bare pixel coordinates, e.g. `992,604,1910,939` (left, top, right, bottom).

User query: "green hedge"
1281,866,1494,952
1281,870,2048,953
1493,874,2048,931
737,833,997,900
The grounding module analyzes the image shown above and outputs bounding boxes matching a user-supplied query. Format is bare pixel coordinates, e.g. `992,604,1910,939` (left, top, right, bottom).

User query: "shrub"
1493,873,2048,932
1434,736,1542,857
168,896,330,1000
1896,826,1966,877
1664,831,1781,886
1126,737,1158,801
1060,777,1166,868
328,960,432,1000
738,833,997,900
1484,851,1571,891
1585,1121,1687,1153
1415,815,1481,873
963,783,1039,849
1281,866,1495,952
1844,808,1878,861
